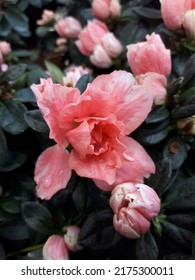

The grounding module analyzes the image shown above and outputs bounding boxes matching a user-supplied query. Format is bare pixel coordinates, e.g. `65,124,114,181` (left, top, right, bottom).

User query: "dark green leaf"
167,213,195,230
179,87,195,102
27,70,48,86
13,88,36,103
0,100,28,134
21,202,55,235
0,151,27,172
192,234,195,257
36,26,52,37
0,196,20,214
0,243,5,260
164,253,194,260
136,231,158,260
0,16,11,37
147,158,172,197
78,210,121,250
133,7,161,19
24,110,49,133
165,177,195,211
0,128,8,166
29,0,42,7
162,221,193,250
45,60,64,83
181,54,195,88
75,74,94,93
146,107,170,124
0,217,29,240
4,6,30,37
137,129,169,145
4,63,27,81
172,104,195,119
163,138,187,169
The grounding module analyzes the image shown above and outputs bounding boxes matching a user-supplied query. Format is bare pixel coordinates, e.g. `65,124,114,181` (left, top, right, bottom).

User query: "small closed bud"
42,235,69,260
64,225,82,252
0,41,11,56
36,9,55,26
92,0,121,20
55,17,82,39
90,45,112,68
101,32,123,58
183,10,195,40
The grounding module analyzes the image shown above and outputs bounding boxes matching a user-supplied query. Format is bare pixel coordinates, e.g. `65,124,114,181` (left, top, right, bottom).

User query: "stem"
6,243,44,258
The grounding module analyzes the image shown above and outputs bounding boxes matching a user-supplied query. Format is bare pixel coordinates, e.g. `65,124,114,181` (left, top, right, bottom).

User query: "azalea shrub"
0,0,195,260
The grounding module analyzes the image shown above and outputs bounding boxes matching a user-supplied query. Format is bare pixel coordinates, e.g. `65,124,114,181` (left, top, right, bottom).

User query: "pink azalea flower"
160,0,192,30
92,0,121,20
34,144,72,199
55,17,82,39
126,33,171,77
42,235,69,260
110,182,160,238
31,70,155,194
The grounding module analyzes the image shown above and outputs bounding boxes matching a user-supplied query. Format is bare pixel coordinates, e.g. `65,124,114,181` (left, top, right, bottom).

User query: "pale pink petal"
43,235,69,260
91,70,153,134
34,145,72,200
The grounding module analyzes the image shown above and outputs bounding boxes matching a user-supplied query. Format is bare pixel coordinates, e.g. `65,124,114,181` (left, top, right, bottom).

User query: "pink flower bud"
160,0,192,30
90,44,112,68
55,17,82,39
127,33,171,77
101,32,123,58
64,225,82,252
110,182,160,238
177,115,195,135
183,10,195,39
76,20,108,55
0,41,11,56
42,235,69,260
136,72,167,106
92,0,121,20
36,9,55,26
0,51,3,65
62,65,92,87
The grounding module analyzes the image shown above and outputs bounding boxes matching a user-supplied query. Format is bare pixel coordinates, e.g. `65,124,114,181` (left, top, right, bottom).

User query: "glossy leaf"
75,74,94,94
45,60,64,83
0,151,27,172
0,217,29,240
78,210,121,250
24,110,49,133
13,88,36,103
0,128,8,166
136,231,159,260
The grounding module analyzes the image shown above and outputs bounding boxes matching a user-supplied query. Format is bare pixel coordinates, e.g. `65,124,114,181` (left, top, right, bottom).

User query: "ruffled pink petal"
91,70,153,134
34,145,72,200
31,79,81,147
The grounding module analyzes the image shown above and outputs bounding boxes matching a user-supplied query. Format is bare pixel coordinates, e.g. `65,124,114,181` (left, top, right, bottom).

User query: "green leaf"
0,128,8,166
146,158,172,197
0,196,20,214
0,243,5,260
162,221,193,250
21,202,55,235
27,70,48,86
192,234,195,258
4,6,30,37
45,60,64,83
75,74,94,94
167,213,195,230
0,151,27,172
163,138,187,169
78,210,121,250
133,7,162,19
0,16,11,37
36,26,52,37
13,88,36,103
24,110,49,133
137,129,169,145
146,107,170,124
179,87,195,102
0,217,29,240
181,53,195,88
0,100,28,134
4,63,27,81
136,231,159,260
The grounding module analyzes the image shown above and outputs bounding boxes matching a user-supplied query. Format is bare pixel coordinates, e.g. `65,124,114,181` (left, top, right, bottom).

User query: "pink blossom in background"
0,41,11,56
64,226,82,252
160,0,192,30
31,70,155,195
90,44,113,68
62,65,92,87
34,144,71,199
92,0,121,20
127,33,171,77
0,51,3,65
136,72,167,105
36,9,55,26
101,32,123,58
42,235,69,260
55,17,82,39
183,10,195,40
76,20,108,55
110,182,160,238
